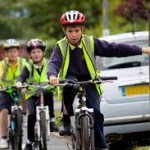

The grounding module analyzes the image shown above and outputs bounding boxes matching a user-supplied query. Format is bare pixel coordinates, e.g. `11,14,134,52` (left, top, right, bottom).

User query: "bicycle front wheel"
39,110,47,150
80,116,90,150
10,109,23,150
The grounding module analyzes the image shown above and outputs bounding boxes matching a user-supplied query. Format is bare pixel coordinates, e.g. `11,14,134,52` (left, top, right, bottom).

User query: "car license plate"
121,84,150,96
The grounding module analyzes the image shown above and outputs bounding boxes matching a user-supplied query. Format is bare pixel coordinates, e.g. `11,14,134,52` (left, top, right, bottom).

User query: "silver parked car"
97,31,150,143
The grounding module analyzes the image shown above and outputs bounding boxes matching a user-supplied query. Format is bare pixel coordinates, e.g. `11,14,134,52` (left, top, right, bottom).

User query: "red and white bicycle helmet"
26,38,46,53
60,10,86,25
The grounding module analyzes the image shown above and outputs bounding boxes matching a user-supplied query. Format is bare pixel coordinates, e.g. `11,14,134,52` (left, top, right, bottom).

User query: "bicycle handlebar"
0,85,27,92
57,76,118,87
0,85,26,103
0,84,51,92
22,84,51,89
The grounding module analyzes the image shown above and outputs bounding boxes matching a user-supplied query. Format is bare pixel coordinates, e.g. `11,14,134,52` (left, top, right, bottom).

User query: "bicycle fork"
75,107,95,150
9,105,23,134
36,106,51,141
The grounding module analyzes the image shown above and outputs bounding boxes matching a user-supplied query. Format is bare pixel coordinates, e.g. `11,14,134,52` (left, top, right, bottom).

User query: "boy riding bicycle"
48,10,150,149
15,38,58,150
0,39,27,149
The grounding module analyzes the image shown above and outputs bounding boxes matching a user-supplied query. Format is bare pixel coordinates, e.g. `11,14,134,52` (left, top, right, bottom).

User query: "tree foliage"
0,0,150,41
113,0,149,32
22,0,102,39
114,0,148,21
0,1,34,39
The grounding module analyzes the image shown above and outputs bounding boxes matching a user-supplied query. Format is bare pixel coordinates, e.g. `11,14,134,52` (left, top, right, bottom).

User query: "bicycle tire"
39,110,47,150
9,109,23,150
15,109,23,150
80,116,90,150
32,124,39,150
9,124,15,150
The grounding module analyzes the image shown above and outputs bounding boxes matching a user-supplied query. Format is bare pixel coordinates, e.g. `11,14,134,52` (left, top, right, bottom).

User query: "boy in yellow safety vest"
48,10,150,149
0,39,27,149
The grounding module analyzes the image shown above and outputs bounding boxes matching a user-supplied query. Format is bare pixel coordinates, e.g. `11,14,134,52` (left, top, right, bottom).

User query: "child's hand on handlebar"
49,76,59,85
15,82,23,88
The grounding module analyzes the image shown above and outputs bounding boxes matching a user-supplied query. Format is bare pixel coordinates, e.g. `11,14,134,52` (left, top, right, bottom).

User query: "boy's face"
5,48,19,62
30,48,44,63
63,25,84,46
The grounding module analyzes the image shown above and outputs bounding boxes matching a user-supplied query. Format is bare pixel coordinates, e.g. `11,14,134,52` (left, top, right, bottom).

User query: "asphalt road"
0,118,73,150
22,127,72,150
0,98,74,150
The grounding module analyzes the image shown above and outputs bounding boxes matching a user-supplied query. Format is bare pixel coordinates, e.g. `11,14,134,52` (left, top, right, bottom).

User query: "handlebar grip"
59,80,67,84
100,76,118,80
59,79,78,84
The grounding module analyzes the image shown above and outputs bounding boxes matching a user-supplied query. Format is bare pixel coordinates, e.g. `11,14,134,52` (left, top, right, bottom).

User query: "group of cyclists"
0,38,58,150
1,10,150,150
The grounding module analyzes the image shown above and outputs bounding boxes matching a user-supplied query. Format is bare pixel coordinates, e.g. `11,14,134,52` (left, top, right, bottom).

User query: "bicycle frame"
11,104,22,114
36,89,50,141
26,84,51,148
58,77,117,150
75,87,95,150
0,86,24,150
57,80,95,149
9,103,23,132
9,105,23,150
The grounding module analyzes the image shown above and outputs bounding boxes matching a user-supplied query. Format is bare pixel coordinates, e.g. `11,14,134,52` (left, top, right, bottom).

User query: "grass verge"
133,146,150,150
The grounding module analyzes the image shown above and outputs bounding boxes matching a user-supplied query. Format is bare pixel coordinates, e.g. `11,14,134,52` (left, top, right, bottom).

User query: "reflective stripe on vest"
57,35,102,100
0,58,26,86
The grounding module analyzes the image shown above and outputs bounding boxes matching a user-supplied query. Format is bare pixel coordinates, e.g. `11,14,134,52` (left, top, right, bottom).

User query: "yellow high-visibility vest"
25,58,55,100
0,57,26,86
57,35,102,100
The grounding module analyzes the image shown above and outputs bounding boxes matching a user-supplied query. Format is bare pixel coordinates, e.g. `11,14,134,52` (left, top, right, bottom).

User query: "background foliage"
0,0,150,56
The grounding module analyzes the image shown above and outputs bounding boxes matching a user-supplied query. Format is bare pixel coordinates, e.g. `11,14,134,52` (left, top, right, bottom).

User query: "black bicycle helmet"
3,39,20,50
26,38,46,53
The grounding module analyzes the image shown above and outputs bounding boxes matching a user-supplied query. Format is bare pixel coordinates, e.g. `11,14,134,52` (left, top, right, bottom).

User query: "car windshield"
97,38,149,70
